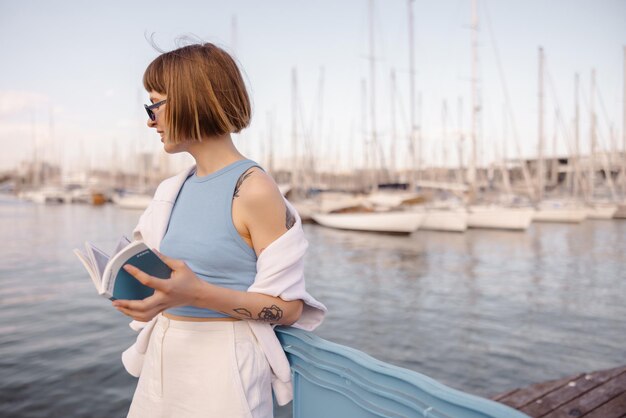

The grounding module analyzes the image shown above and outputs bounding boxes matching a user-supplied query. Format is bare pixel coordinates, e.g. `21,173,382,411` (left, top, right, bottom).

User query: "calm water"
1,201,625,417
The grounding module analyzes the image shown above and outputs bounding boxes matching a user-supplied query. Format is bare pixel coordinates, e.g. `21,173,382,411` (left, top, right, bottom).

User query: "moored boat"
409,205,468,232
532,200,587,223
467,206,535,230
311,209,424,234
112,191,153,210
614,202,626,219
586,203,618,219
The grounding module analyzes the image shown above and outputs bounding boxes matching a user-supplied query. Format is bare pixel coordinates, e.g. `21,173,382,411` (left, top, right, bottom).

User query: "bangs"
143,55,167,94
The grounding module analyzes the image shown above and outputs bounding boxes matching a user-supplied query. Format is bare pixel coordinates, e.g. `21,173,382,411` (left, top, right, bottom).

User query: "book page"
73,249,101,291
86,243,110,279
113,235,132,255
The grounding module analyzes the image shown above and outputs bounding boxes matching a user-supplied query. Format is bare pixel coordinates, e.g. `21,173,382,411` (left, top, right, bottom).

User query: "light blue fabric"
161,159,259,318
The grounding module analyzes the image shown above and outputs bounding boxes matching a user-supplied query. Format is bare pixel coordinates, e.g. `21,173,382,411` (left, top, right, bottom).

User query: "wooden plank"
582,391,626,418
544,370,626,418
497,374,583,409
520,367,626,417
491,388,519,402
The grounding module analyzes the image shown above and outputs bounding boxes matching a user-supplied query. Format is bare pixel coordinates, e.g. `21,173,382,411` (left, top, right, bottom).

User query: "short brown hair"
143,43,251,142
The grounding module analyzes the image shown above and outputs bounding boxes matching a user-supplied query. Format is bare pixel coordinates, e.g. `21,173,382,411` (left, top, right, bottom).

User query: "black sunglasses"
144,100,166,121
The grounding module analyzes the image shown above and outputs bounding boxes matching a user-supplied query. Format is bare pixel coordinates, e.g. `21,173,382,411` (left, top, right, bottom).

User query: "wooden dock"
491,365,626,417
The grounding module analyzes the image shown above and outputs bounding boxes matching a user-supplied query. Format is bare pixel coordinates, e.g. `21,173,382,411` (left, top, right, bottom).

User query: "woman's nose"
147,118,156,128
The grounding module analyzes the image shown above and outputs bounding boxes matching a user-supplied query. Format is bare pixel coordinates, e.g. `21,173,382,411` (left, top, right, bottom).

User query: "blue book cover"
74,239,172,301
109,246,172,300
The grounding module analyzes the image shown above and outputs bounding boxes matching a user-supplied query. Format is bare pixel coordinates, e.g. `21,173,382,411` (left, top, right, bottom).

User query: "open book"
74,236,172,300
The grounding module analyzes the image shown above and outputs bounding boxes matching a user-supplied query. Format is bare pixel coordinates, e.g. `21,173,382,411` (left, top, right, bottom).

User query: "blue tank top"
161,159,260,318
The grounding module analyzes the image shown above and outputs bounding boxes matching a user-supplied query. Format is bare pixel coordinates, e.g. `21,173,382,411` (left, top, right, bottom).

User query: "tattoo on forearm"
234,308,252,318
258,305,283,322
286,208,295,229
233,170,254,198
234,305,284,322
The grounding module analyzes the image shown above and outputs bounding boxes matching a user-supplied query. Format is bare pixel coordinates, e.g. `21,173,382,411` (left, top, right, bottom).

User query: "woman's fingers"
113,292,161,310
152,249,185,270
113,296,161,321
123,264,168,291
113,297,145,311
115,305,138,319
115,306,154,322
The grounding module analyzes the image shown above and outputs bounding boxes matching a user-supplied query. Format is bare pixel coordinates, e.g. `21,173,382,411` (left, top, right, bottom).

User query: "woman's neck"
187,134,246,177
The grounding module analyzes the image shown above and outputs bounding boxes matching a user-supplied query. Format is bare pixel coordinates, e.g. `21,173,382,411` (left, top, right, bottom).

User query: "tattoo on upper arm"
258,305,283,322
233,169,254,198
234,308,252,318
286,208,295,229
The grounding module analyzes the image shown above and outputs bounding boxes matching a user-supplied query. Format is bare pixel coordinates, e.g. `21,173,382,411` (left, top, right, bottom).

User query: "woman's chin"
163,142,184,154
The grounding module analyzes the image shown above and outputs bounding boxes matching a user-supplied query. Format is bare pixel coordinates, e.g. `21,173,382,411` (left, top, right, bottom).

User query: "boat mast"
589,69,596,199
574,73,581,198
418,92,423,182
550,109,559,187
622,46,626,197
483,3,535,200
469,0,479,200
312,67,325,189
31,111,39,188
442,100,448,183
291,68,299,195
457,97,465,184
537,47,545,203
361,78,368,191
501,102,512,194
266,111,274,175
407,0,418,189
368,0,378,192
390,69,397,181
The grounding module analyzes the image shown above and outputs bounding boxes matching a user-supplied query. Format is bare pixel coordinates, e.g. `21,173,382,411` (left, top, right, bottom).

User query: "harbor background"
0,200,625,417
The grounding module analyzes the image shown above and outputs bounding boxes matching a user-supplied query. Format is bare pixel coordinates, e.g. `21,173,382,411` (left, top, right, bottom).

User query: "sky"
0,0,625,175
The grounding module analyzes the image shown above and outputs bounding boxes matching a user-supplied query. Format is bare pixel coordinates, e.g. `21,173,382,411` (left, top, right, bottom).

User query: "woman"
112,42,325,418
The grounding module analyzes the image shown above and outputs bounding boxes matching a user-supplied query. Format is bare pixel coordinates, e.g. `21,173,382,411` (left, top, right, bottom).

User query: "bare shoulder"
233,167,281,203
233,167,296,232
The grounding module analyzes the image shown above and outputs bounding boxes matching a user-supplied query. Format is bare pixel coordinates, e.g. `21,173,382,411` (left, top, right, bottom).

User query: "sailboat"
614,204,626,218
586,203,617,219
311,210,424,234
309,0,424,234
112,155,152,210
415,203,468,232
617,47,626,219
21,185,67,204
411,101,468,232
531,48,588,223
402,9,468,232
112,191,152,210
463,0,534,231
533,200,587,223
467,205,535,230
583,69,619,219
601,49,626,219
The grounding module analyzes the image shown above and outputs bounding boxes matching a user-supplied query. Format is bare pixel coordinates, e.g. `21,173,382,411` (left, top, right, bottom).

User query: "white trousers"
127,315,274,418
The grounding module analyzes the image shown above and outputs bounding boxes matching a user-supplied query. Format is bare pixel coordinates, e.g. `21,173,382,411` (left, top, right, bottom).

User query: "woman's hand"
112,251,204,322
